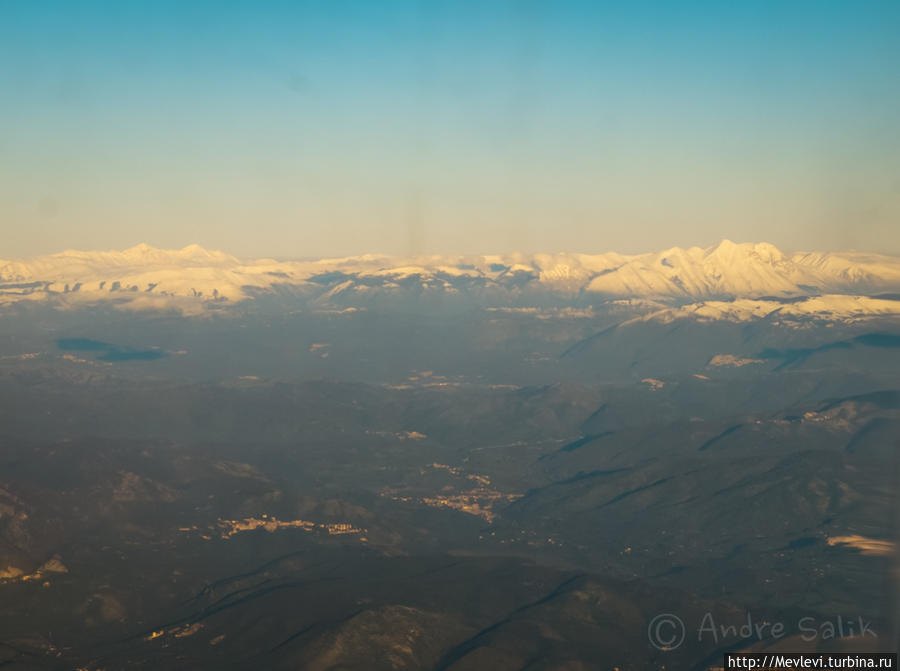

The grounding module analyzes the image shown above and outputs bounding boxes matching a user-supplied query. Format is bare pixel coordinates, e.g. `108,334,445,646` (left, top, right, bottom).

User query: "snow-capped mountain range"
2,240,900,321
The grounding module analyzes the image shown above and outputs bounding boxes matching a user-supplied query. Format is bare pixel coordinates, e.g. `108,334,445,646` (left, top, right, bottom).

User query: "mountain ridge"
2,241,900,316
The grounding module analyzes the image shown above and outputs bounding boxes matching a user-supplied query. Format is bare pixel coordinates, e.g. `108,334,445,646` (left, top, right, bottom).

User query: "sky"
1,0,899,258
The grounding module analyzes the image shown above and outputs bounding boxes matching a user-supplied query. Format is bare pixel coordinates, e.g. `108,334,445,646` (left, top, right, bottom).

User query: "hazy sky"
2,1,899,258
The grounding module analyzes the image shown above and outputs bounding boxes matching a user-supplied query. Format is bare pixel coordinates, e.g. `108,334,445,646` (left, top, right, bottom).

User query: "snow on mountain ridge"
628,294,900,325
0,244,241,283
585,240,823,298
1,241,899,314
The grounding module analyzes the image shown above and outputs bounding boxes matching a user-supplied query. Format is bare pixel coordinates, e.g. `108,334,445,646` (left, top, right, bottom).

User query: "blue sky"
2,1,899,257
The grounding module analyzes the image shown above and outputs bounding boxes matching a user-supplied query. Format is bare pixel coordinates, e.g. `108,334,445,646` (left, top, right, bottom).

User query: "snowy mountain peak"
126,242,152,253
703,239,783,264
709,238,740,255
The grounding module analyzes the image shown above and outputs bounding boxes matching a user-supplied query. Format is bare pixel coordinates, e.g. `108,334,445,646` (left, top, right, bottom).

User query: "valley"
0,244,898,668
